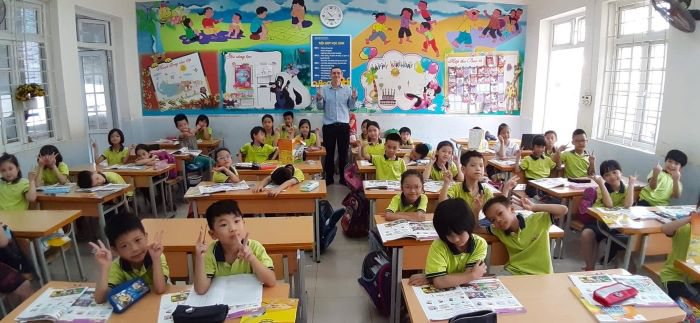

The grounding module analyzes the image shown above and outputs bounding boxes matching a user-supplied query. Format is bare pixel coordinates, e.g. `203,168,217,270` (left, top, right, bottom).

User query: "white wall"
522,0,700,204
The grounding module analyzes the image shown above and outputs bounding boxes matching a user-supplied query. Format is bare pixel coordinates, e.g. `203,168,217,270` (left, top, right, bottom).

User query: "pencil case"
568,177,592,183
108,278,150,313
172,304,228,323
300,180,320,192
593,282,638,307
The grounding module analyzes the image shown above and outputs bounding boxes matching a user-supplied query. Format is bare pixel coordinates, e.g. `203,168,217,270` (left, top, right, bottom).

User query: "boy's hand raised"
148,230,164,260
195,227,208,257
89,240,113,269
671,169,681,181
653,162,662,175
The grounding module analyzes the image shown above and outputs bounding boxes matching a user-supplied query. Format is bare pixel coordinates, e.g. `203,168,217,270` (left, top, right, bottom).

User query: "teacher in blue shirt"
316,66,357,185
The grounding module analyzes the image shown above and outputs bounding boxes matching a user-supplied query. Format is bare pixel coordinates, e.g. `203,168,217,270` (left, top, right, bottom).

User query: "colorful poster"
149,53,210,109
136,1,526,115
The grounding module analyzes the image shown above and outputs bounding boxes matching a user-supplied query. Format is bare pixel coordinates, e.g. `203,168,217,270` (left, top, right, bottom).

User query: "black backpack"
341,190,370,237
358,250,392,316
318,200,345,253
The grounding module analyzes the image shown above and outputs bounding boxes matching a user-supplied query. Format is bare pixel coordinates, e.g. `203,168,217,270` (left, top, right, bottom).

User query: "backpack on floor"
358,250,392,316
576,187,598,225
318,200,345,253
341,191,369,237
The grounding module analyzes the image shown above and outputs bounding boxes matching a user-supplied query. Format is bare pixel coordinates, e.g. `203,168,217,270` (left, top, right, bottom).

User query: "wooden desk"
186,181,326,263
675,260,700,282
396,148,412,158
150,139,222,155
36,185,132,248
237,161,323,181
304,146,326,161
69,164,174,217
0,210,84,285
0,281,290,323
401,269,685,323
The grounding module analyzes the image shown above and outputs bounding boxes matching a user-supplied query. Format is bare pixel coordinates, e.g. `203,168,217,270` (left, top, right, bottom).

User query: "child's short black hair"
544,130,557,138
401,169,423,186
414,143,429,158
599,160,621,176
256,6,268,15
205,200,242,229
421,21,431,29
361,119,370,127
39,144,63,164
283,111,294,118
385,132,401,144
196,114,209,126
532,135,546,148
271,165,294,185
433,199,475,254
134,144,150,155
76,170,95,188
213,147,231,159
0,153,21,184
183,17,192,27
399,127,411,135
373,12,386,18
174,114,188,126
665,149,688,167
234,13,242,19
105,212,145,247
250,126,265,140
482,195,511,214
572,128,587,138
460,150,483,165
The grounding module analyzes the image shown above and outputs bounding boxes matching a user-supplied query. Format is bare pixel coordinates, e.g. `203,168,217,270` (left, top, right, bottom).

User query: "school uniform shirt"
274,165,305,183
40,162,69,185
103,171,133,197
264,132,280,147
425,235,487,279
280,125,299,139
660,224,696,284
494,140,520,157
240,143,276,163
560,150,590,178
203,240,274,278
519,155,556,180
487,212,554,275
102,148,129,166
364,142,385,158
371,155,406,181
195,127,212,140
446,182,494,212
428,162,459,181
296,133,317,147
212,166,239,183
0,178,29,211
386,193,428,213
593,182,627,208
639,171,681,206
107,254,170,289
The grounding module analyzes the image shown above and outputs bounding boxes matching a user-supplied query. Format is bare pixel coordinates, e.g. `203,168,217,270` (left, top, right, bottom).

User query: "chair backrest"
270,253,285,280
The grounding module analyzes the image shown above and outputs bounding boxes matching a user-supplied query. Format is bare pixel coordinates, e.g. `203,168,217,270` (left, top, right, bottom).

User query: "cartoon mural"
136,0,526,115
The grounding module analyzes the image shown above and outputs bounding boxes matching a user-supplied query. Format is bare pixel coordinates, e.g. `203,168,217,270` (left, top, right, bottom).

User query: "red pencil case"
593,283,638,307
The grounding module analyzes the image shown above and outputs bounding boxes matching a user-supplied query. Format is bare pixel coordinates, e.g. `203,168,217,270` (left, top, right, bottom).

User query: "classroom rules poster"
136,0,527,116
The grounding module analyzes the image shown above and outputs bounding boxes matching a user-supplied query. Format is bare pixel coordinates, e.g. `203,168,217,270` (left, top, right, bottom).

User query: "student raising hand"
501,175,519,197
148,230,164,260
234,233,253,261
89,240,113,268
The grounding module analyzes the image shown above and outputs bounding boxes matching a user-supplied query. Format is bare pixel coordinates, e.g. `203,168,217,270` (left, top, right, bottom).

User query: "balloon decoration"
359,47,378,60
428,62,439,75
391,67,400,77
415,64,424,73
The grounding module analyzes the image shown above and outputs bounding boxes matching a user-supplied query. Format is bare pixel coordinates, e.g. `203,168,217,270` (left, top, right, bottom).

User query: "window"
597,0,668,151
541,14,586,137
0,0,55,150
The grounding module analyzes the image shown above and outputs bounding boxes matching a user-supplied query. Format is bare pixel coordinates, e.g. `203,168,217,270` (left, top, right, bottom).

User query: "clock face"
320,4,343,28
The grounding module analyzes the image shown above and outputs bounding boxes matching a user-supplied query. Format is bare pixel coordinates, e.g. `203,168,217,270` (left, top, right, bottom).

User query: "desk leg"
558,197,573,259
369,199,376,231
34,238,51,282
28,240,44,286
70,222,86,281
149,178,158,218
297,250,308,323
160,180,167,218
637,234,649,269
622,234,639,271
98,204,110,248
132,191,139,217
389,247,404,323
314,199,320,263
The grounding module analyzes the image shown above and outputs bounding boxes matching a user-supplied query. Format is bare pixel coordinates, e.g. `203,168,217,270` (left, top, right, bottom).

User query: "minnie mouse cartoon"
406,80,441,111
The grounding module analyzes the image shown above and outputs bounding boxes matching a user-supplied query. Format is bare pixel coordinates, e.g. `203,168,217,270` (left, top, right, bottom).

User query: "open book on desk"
185,274,263,315
364,180,400,190
377,219,437,241
529,177,568,189
16,287,112,323
104,164,145,170
185,182,250,197
173,147,202,157
76,183,130,192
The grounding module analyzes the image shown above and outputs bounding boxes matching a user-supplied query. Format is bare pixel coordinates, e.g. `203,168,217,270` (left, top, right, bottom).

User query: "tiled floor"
27,178,632,323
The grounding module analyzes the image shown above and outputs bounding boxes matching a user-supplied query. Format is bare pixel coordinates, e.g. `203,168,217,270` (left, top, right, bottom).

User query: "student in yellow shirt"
239,126,278,163
439,150,517,217
403,143,430,163
423,141,463,182
89,213,168,303
133,144,159,166
261,114,280,147
408,199,488,288
193,200,276,295
659,195,700,302
398,127,414,149
385,170,428,221
279,111,298,140
212,148,241,184
638,149,686,206
515,135,556,197
543,130,558,157
92,128,131,166
295,119,320,147
553,128,595,178
76,170,133,198
252,164,304,197
579,160,636,271
371,133,406,180
481,195,568,275
360,121,384,160
195,114,213,140
34,145,69,186
0,153,37,211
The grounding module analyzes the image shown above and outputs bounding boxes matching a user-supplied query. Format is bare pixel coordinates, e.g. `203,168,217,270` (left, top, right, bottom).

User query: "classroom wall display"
136,1,526,116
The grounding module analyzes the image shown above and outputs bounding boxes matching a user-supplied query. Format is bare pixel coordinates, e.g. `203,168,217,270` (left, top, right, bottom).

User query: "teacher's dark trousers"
322,122,350,183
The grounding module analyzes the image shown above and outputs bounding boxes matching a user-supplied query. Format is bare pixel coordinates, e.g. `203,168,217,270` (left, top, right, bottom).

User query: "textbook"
569,273,675,308
529,177,568,189
654,206,697,223
172,147,201,157
240,299,299,323
571,287,646,322
592,207,658,228
413,278,525,321
364,180,400,190
300,180,320,192
490,159,517,167
104,164,145,170
376,219,438,242
185,182,250,197
359,160,372,167
36,183,74,194
76,183,130,192
406,159,430,166
185,274,263,316
16,287,112,323
423,181,443,193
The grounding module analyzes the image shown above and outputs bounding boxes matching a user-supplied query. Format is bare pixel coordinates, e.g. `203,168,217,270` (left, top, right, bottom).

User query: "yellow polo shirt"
0,178,29,211
446,182,494,213
107,254,170,288
102,148,129,166
295,133,317,147
660,224,695,283
425,235,487,279
195,127,213,140
103,171,133,197
519,155,556,180
593,184,627,208
371,155,406,181
364,142,385,158
386,193,428,213
428,162,459,181
639,171,681,206
560,150,590,178
213,166,239,183
240,143,276,163
204,240,273,278
40,162,69,185
264,132,280,147
274,165,305,183
487,212,554,275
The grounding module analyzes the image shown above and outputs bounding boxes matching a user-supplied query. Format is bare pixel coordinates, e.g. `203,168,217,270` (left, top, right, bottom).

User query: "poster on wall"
311,35,351,87
136,0,526,115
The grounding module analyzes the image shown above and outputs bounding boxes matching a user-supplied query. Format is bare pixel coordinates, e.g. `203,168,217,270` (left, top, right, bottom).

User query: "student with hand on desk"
252,164,305,197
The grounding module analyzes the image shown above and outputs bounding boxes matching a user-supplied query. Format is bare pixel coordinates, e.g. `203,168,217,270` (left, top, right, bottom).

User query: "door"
79,50,114,162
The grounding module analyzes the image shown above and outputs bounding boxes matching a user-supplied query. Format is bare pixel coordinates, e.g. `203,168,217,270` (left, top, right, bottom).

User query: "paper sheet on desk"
185,274,263,312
